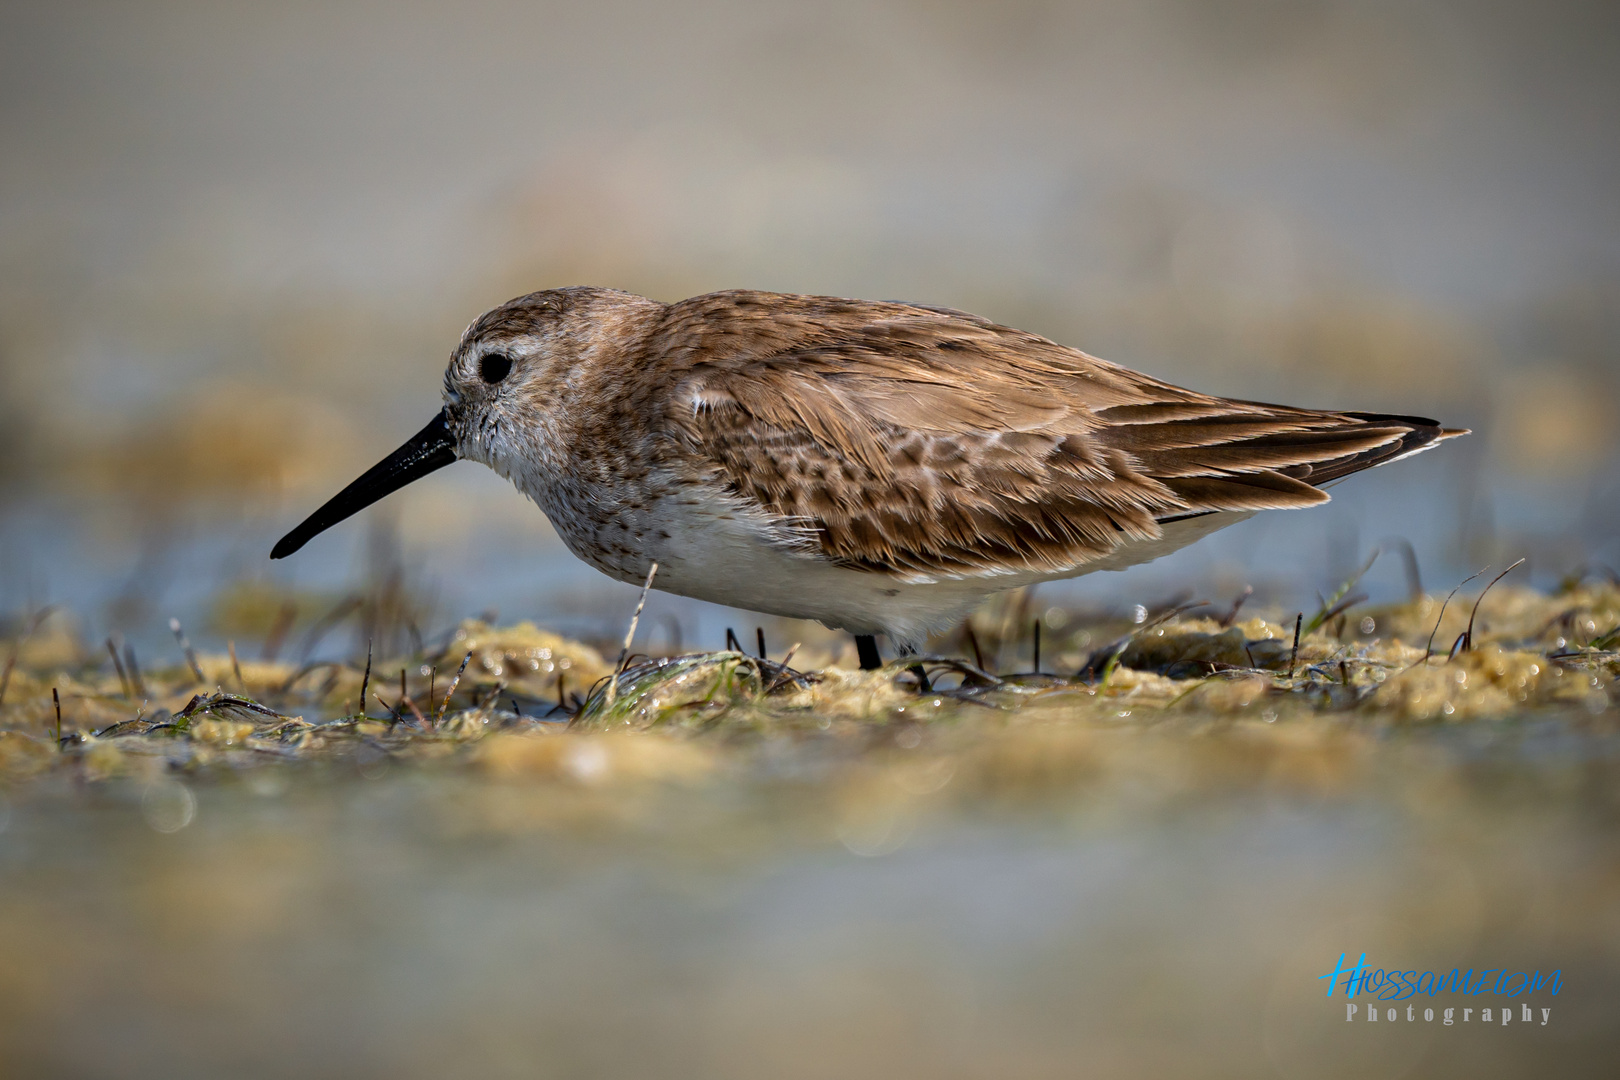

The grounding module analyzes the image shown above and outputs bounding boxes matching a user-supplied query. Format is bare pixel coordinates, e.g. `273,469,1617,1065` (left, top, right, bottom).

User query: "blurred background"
2,0,1619,654
3,5,1619,1078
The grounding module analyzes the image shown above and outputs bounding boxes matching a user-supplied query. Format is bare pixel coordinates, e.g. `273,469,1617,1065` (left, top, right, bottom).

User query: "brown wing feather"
653,291,1462,578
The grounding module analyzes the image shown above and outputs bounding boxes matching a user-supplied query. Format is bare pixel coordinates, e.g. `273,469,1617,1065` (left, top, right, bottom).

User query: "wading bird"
273,288,1465,669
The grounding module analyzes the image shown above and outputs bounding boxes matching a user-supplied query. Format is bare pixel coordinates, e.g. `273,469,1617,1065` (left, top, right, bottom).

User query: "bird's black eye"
479,352,512,384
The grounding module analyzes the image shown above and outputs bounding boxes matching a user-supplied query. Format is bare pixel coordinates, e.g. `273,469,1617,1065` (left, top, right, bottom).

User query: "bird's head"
270,287,657,560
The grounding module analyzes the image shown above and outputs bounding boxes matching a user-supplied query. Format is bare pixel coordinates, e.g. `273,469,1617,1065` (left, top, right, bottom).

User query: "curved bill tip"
271,411,459,559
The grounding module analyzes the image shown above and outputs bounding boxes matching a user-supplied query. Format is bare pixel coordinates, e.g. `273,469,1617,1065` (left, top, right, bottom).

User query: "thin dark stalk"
359,640,373,719
1306,549,1379,635
725,628,742,653
1032,620,1041,675
1418,566,1489,667
436,651,473,724
296,596,362,664
1218,586,1254,629
1288,613,1303,680
474,683,505,714
764,643,802,694
963,622,986,672
106,638,131,698
1381,536,1424,602
262,600,297,661
278,659,344,695
1460,557,1526,654
605,563,658,709
756,627,767,660
169,617,205,682
406,619,425,658
53,687,61,746
1319,593,1369,628
8,603,57,696
399,689,428,728
8,603,57,702
124,642,147,698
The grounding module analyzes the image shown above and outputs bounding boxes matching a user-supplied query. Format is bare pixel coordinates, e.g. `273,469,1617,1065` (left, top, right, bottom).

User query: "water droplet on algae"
141,780,196,833
837,805,912,857
564,742,609,783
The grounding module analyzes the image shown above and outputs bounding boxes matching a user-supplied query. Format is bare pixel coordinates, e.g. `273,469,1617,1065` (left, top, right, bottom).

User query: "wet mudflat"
2,585,1617,1078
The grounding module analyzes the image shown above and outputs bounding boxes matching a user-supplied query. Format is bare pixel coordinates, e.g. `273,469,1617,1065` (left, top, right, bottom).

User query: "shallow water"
2,722,1616,1079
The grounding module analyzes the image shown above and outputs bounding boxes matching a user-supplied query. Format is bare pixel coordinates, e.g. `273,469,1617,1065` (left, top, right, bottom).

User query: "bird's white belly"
536,473,1253,649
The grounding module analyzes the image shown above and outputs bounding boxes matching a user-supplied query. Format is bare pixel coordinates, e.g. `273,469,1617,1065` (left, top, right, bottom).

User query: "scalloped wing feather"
653,291,1461,580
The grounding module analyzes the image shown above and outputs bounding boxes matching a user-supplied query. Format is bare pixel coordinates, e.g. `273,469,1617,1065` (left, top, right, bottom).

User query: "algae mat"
2,586,1617,1078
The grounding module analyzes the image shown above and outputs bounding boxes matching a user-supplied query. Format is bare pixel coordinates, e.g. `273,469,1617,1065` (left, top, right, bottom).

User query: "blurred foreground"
2,580,1617,1077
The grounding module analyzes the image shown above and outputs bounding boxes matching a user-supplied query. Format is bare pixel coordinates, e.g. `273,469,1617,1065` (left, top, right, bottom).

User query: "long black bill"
270,411,459,559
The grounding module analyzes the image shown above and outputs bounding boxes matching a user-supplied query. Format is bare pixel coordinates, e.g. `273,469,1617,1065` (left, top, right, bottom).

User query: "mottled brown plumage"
275,286,1467,651
645,291,1457,579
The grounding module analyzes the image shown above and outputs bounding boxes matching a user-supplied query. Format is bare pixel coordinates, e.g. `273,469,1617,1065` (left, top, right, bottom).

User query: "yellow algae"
194,654,296,698
1120,625,1254,671
796,667,920,721
1369,644,1607,723
444,619,612,701
79,738,129,781
0,580,1612,784
0,730,55,778
1110,612,1381,675
1356,584,1620,652
1185,675,1272,714
187,717,257,746
1095,666,1186,703
351,719,391,740
435,710,494,740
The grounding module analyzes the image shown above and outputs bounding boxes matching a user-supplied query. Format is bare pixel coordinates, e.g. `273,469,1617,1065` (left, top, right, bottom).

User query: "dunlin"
272,288,1466,667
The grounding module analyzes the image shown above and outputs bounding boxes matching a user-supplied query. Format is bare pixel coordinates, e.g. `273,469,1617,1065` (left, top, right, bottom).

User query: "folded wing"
656,291,1463,581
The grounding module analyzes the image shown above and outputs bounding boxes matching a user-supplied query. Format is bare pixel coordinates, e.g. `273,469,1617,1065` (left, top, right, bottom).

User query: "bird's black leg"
855,634,882,671
891,642,933,693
